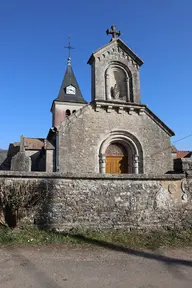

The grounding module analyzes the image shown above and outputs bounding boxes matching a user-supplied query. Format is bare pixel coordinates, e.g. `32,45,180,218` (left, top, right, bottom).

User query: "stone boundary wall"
0,171,191,231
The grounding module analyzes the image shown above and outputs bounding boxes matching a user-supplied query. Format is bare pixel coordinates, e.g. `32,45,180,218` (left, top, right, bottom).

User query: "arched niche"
98,131,143,174
105,62,133,102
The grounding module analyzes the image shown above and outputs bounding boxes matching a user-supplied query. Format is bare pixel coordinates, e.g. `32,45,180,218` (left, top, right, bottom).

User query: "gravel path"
0,245,191,288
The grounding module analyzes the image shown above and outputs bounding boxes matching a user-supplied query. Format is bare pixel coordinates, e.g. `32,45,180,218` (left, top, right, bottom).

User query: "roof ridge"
24,137,45,140
145,107,175,136
87,38,143,66
177,150,191,152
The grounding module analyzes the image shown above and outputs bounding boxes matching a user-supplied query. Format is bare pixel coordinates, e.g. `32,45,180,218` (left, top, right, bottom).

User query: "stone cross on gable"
106,25,121,40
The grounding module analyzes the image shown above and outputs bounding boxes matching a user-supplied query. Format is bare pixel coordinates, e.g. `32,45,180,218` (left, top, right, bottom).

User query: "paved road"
0,245,191,288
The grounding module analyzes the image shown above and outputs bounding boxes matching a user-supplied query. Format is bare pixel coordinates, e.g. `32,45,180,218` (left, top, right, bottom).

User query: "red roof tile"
176,151,191,159
24,138,44,150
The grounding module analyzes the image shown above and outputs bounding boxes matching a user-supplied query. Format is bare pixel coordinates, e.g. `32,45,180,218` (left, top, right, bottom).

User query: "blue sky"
0,0,192,150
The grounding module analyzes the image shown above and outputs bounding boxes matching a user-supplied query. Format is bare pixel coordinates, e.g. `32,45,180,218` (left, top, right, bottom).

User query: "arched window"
66,109,71,117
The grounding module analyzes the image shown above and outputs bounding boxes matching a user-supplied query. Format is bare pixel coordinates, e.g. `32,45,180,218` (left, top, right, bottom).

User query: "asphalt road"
0,245,191,288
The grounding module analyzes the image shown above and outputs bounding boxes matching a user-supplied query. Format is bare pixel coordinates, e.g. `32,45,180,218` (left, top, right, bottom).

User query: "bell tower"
51,37,87,127
88,25,143,107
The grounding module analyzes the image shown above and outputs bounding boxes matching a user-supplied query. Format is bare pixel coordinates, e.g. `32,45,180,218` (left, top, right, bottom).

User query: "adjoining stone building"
2,26,176,174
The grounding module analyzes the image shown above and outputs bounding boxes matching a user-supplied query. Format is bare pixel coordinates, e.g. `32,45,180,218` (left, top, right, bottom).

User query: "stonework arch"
105,62,133,102
105,143,127,156
98,130,143,174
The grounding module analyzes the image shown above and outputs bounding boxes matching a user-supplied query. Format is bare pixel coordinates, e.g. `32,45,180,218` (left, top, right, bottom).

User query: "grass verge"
0,226,192,250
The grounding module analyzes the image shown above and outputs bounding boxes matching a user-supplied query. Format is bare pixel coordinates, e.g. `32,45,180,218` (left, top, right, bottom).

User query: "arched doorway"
98,130,143,174
105,143,128,174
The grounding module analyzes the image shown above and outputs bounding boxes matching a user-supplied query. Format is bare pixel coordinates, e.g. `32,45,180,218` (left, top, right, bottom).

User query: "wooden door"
106,156,128,174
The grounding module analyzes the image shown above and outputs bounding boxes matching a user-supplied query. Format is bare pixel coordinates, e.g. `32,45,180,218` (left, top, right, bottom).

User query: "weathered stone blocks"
0,172,191,231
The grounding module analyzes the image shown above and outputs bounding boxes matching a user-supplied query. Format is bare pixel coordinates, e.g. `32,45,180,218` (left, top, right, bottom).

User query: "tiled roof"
9,138,45,152
24,138,44,150
176,151,191,158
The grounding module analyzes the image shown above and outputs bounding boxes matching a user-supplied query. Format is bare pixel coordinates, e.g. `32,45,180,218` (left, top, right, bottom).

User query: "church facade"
4,26,175,174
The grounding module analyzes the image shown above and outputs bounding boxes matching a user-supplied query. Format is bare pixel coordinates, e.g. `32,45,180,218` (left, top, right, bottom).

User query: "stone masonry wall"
91,39,141,104
0,171,191,231
59,105,173,174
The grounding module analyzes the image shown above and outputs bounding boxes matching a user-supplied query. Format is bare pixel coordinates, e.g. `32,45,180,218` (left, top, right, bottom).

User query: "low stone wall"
0,171,191,231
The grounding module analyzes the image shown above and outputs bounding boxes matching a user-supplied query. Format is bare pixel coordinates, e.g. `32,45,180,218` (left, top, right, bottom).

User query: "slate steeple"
51,38,87,127
55,36,86,104
55,57,86,104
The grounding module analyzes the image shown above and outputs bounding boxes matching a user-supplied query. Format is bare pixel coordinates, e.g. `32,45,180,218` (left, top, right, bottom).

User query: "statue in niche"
110,69,126,100
111,83,121,99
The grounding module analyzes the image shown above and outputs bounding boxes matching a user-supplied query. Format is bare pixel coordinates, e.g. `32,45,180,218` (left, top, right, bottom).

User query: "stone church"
3,26,175,174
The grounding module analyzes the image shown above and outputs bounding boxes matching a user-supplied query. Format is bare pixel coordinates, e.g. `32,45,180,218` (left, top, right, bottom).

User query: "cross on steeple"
64,36,74,65
106,25,121,41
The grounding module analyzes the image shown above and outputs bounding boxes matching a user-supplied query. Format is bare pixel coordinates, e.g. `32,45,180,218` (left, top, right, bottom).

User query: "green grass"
0,226,192,250
0,226,81,245
83,229,192,250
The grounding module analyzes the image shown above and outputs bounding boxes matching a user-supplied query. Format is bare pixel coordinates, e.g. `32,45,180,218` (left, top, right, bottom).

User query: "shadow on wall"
0,146,46,172
0,150,8,169
0,144,20,170
0,157,11,170
0,179,54,228
34,179,55,229
0,150,15,171
31,148,46,171
1,177,192,282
